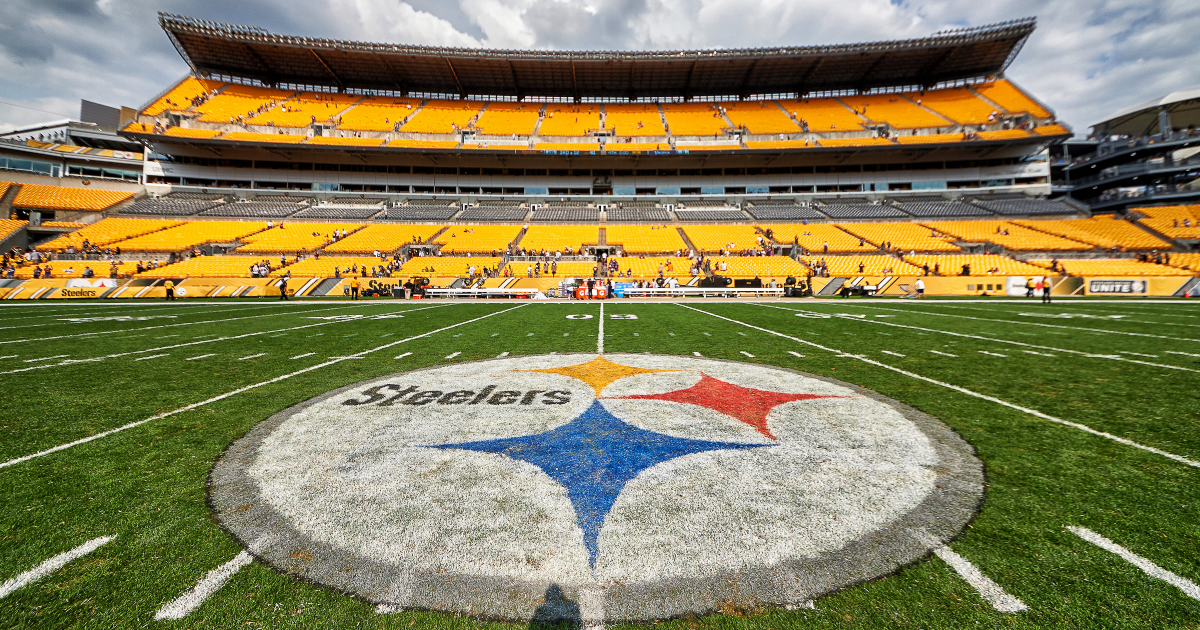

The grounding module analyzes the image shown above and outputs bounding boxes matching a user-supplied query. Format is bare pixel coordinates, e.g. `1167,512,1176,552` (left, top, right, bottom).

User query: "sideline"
676,304,1200,469
0,304,527,470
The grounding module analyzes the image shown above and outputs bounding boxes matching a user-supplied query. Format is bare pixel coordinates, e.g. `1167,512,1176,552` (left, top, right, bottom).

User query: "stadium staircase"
907,95,957,127
1131,220,1187,251
0,183,20,218
676,227,699,255
597,228,606,246
531,105,546,137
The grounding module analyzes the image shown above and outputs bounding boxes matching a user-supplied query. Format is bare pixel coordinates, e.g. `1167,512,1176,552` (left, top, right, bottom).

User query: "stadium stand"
138,255,269,278
219,132,307,144
923,220,1091,251
779,98,863,132
0,219,26,241
434,225,522,254
895,132,970,144
839,94,948,129
903,254,1049,276
237,223,363,253
722,101,799,134
603,142,670,152
705,256,808,279
1015,217,1171,250
199,201,305,218
613,256,694,278
917,86,999,125
247,92,358,128
817,137,895,147
818,204,909,219
534,142,602,152
120,197,222,216
270,256,381,278
292,204,384,220
400,256,501,276
896,201,992,217
474,102,541,136
1134,205,1200,240
606,206,671,222
458,204,525,221
974,198,1078,216
324,224,443,254
192,84,281,123
336,97,420,132
975,129,1031,141
533,261,598,277
675,209,748,221
167,192,225,200
538,104,600,136
16,260,139,279
12,183,134,211
605,225,687,254
681,225,764,253
1029,258,1193,277
114,221,268,252
387,139,459,149
604,103,667,137
0,181,11,201
1166,253,1200,271
1033,124,1070,136
744,202,825,221
39,221,84,229
36,218,180,251
530,205,600,222
163,127,223,139
973,80,1052,118
520,225,600,253
305,137,385,147
801,255,922,276
661,103,729,136
744,140,814,150
837,222,961,252
762,224,876,253
142,76,220,116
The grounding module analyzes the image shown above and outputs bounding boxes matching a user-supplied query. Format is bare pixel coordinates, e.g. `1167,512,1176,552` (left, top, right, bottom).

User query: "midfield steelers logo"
210,354,983,623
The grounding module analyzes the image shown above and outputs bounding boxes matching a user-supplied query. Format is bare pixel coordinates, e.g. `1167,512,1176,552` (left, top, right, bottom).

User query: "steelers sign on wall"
210,354,983,623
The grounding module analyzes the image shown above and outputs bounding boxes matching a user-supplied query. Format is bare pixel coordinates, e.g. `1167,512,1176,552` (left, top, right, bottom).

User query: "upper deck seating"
1015,216,1171,250
220,132,308,144
337,97,420,131
1029,258,1192,277
434,225,523,254
13,183,134,211
681,224,763,253
903,254,1048,276
120,198,221,216
114,221,268,252
605,225,687,254
1033,124,1071,136
973,81,1051,118
836,222,960,252
762,224,875,253
922,221,1091,251
606,205,670,221
292,204,383,220
975,198,1078,216
779,98,863,132
818,204,908,219
661,103,729,136
1134,205,1200,240
138,255,268,278
458,204,525,221
531,204,600,222
200,201,305,218
722,101,799,134
917,86,1000,125
400,99,482,134
604,104,666,137
192,84,281,123
36,218,180,251
143,77,221,116
895,132,969,144
400,256,501,276
896,201,992,218
818,137,895,147
305,136,385,147
237,222,363,253
538,105,600,136
247,92,358,127
167,192,225,200
474,102,541,136
388,201,461,221
801,255,921,275
744,200,824,220
975,129,1031,141
840,94,948,129
387,139,459,149
520,225,600,253
325,224,443,254
675,209,747,221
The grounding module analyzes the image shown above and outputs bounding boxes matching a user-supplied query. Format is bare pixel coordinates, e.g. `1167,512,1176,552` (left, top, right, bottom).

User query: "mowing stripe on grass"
678,304,1200,469
154,551,254,620
932,545,1028,613
186,354,216,361
0,304,527,471
1068,526,1200,601
760,304,1200,375
0,535,115,600
598,303,605,353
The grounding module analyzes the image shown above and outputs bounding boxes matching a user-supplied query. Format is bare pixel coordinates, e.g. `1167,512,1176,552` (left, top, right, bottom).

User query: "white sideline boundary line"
154,550,254,620
761,304,1200,375
932,545,1028,613
0,304,450,376
678,304,1200,469
0,535,116,600
0,304,527,470
1068,526,1200,601
598,303,605,354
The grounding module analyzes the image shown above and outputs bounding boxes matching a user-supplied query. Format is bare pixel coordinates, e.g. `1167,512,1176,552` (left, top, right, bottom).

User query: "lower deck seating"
1028,259,1193,277
36,218,181,251
800,255,921,276
681,224,763,253
1134,205,1200,240
902,254,1048,276
434,225,522,254
324,224,443,254
237,223,364,253
1015,217,1171,250
612,256,694,278
705,256,808,278
13,183,134,211
113,221,268,252
138,256,275,278
837,222,960,252
519,225,600,253
761,224,876,253
400,256,501,276
271,256,382,277
605,225,687,254
923,221,1092,251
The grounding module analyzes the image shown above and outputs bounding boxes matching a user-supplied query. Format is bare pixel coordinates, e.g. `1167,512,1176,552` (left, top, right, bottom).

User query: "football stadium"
0,10,1198,630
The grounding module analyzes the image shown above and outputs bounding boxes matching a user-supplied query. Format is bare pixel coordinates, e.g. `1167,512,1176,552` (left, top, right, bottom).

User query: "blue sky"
1,0,1197,134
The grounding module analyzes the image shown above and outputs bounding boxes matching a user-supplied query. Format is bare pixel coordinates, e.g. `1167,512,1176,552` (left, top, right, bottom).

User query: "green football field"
0,297,1197,630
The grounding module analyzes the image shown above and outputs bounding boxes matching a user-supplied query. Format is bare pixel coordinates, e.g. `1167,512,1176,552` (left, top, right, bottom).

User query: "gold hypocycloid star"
521,356,677,396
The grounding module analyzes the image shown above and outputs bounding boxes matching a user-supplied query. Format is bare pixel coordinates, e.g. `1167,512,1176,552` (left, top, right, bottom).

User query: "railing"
1069,154,1200,186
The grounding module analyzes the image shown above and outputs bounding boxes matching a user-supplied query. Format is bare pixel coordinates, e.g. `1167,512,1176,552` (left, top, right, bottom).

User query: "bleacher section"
400,256,501,276
142,76,219,116
744,202,825,220
722,101,798,134
1015,217,1171,250
1134,205,1200,240
1166,253,1200,271
1029,259,1192,277
675,209,747,221
779,99,862,132
537,105,599,136
606,205,670,221
896,201,991,218
270,256,380,278
237,223,363,253
246,92,358,128
292,204,383,220
200,201,306,218
661,103,729,136
604,104,666,137
902,254,1049,276
12,183,134,212
138,256,269,278
605,225,687,254
917,86,999,125
191,84,279,123
837,222,961,252
459,203,526,221
434,225,522,254
337,98,420,132
613,256,693,278
681,225,763,252
531,204,600,222
15,261,140,279
403,99,483,134
973,81,1051,118
801,255,921,275
474,102,541,136
36,218,180,251
121,197,223,216
706,256,808,279
388,200,461,221
924,220,1091,251
818,204,908,219
0,219,26,241
323,224,442,254
762,224,877,253
840,94,947,129
974,198,1077,216
519,225,599,253
114,221,268,252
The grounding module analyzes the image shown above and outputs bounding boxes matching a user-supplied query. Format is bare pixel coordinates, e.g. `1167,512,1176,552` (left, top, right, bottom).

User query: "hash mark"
445,352,461,359
881,350,905,357
979,351,1008,358
740,351,755,358
185,354,215,361
787,351,805,358
929,350,957,357
394,352,412,360
290,352,315,359
237,353,267,360
136,354,169,361
497,352,509,358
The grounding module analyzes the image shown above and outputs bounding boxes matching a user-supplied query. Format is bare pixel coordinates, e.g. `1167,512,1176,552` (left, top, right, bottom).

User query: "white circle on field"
565,314,594,319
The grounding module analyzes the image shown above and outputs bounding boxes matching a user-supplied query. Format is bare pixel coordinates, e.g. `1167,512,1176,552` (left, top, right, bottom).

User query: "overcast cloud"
1,0,1198,134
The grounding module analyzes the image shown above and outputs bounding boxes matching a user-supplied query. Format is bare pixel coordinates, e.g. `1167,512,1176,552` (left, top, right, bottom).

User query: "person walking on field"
1042,277,1052,304
914,277,925,299
350,276,360,300
279,276,289,300
164,279,175,300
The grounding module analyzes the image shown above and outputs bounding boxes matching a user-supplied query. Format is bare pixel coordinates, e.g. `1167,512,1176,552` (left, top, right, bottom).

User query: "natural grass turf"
0,297,1197,629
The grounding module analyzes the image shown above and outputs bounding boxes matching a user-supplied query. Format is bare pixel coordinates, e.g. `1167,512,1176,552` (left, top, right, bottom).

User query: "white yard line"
290,352,315,360
496,351,508,358
135,354,168,361
1023,350,1056,357
0,355,17,360
787,351,805,358
186,354,216,361
0,535,116,600
693,352,702,357
154,551,254,620
1118,351,1158,358
445,352,461,359
740,351,756,358
678,304,1200,469
1166,350,1200,358
933,545,1028,613
0,304,527,470
395,352,413,360
881,350,906,357
1068,526,1200,601
237,353,267,361
929,350,957,357
598,303,605,353
23,354,68,363
979,351,1008,357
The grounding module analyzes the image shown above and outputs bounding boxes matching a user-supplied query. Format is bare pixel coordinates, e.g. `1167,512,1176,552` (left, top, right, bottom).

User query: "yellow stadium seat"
1165,253,1200,272
220,132,308,144
705,256,808,278
114,221,269,252
1034,125,1071,137
247,92,359,128
164,127,223,139
779,98,863,132
604,103,666,137
474,102,541,137
758,224,875,253
519,225,600,253
895,132,969,144
917,86,999,125
192,84,282,123
271,256,384,278
817,137,894,147
0,219,27,241
1027,259,1192,277
745,140,815,149
400,99,483,134
143,77,223,116
388,139,459,149
13,184,134,211
604,142,671,152
16,260,139,279
534,142,602,152
836,222,960,252
36,217,181,251
237,222,365,253
605,225,687,254
324,224,444,254
611,256,694,278
974,80,1051,118
1134,205,1200,240
434,225,523,254
722,101,799,134
800,255,921,275
974,129,1031,141
400,256,501,276
923,221,1091,251
839,94,948,129
337,97,421,132
681,225,764,253
1014,217,1171,250
538,104,600,136
305,136,385,147
139,256,275,278
903,254,1048,276
661,103,729,137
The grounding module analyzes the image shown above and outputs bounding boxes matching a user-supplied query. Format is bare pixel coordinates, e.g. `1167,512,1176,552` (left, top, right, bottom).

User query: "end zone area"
0,298,1197,629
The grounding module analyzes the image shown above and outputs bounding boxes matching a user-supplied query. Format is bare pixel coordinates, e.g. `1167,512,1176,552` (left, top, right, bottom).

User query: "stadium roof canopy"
160,13,1035,100
1094,87,1200,136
